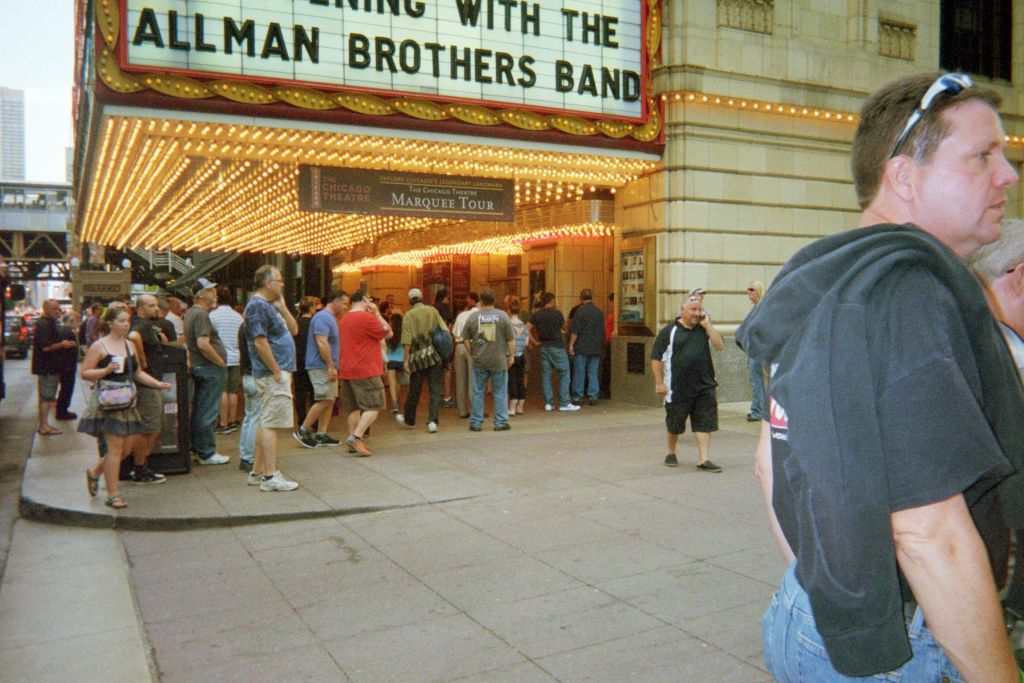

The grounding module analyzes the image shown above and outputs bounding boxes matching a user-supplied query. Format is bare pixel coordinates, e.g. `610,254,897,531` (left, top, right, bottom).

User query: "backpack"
430,324,454,361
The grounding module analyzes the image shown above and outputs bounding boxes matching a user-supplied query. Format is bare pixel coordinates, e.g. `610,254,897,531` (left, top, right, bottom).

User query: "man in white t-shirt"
450,292,480,419
209,286,244,433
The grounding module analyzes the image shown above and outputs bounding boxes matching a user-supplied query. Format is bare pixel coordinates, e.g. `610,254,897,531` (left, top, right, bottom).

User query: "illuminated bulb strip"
111,138,183,249
84,118,133,244
334,223,614,273
80,118,119,242
661,91,858,124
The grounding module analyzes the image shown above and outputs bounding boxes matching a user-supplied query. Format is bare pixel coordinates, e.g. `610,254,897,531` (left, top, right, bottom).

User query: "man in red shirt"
339,289,392,456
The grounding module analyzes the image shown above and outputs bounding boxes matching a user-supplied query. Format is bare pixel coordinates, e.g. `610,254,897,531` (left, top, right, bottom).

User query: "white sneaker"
427,421,438,433
259,471,299,492
395,413,405,424
544,404,554,412
559,404,581,412
246,471,262,486
197,452,230,465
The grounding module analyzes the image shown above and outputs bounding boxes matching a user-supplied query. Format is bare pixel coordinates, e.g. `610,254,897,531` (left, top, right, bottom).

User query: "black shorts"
665,388,718,435
386,360,404,371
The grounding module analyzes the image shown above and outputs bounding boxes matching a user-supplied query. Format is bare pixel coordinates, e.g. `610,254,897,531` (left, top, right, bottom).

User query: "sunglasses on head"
889,73,974,159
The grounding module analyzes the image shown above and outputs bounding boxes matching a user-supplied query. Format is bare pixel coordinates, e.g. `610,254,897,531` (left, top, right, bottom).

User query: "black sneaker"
215,424,232,435
664,453,679,467
292,427,318,449
697,460,722,473
226,422,240,433
316,433,341,447
132,466,166,485
494,424,511,432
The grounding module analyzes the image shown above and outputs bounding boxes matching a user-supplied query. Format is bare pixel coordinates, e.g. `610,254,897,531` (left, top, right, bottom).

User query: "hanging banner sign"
298,165,515,221
121,0,646,121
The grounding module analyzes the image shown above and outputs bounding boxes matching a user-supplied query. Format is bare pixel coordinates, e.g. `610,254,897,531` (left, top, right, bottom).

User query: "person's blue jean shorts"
761,561,966,682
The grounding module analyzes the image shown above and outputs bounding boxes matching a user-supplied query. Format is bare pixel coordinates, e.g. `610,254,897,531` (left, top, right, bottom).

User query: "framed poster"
619,249,644,324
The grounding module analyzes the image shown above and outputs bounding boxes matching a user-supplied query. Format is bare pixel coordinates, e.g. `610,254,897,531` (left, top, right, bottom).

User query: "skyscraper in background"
0,87,26,180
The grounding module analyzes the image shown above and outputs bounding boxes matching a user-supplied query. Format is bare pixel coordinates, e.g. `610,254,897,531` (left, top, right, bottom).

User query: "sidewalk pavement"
2,370,781,681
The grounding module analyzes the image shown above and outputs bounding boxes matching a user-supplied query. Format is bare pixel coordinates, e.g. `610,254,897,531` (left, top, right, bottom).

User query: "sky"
0,1,74,183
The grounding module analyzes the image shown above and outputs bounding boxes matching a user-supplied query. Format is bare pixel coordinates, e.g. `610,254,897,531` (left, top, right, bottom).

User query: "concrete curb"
18,494,478,531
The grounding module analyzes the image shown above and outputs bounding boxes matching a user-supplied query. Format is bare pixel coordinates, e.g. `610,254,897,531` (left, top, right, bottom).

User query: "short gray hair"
969,219,1024,282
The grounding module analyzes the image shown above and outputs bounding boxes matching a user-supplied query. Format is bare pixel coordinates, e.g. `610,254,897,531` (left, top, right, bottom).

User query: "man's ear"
883,155,916,202
1010,263,1024,296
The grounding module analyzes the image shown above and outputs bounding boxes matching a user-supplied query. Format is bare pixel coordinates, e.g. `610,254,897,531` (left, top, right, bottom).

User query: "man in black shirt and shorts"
127,294,167,484
650,295,725,472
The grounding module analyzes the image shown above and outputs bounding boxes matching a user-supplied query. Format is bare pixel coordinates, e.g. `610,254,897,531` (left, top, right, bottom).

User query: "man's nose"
995,150,1020,188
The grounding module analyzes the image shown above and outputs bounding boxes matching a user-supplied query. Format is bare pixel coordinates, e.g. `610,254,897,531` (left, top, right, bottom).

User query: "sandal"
85,469,99,497
104,495,127,509
37,428,62,435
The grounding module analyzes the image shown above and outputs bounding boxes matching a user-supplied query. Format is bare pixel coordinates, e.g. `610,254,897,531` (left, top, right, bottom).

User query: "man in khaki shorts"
127,293,168,484
243,265,300,492
293,289,349,448
339,290,391,456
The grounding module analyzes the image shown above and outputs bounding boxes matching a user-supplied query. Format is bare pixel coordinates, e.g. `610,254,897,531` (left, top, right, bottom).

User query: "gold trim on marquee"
96,0,662,142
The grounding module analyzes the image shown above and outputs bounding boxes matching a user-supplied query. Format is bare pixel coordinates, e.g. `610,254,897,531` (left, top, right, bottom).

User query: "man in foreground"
738,72,1024,681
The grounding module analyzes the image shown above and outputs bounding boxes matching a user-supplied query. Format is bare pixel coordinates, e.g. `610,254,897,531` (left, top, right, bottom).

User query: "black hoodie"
736,223,1024,676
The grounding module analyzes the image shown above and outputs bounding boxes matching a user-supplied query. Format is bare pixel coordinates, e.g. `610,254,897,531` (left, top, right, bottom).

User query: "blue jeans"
190,364,226,458
762,562,965,682
572,353,600,401
748,355,766,419
539,346,571,407
239,375,260,463
471,367,508,428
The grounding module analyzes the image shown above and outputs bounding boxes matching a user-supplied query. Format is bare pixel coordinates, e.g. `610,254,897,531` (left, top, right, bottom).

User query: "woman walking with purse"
79,306,171,509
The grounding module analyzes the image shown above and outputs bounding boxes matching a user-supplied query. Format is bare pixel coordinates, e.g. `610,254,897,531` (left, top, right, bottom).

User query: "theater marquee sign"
298,166,515,221
96,0,661,141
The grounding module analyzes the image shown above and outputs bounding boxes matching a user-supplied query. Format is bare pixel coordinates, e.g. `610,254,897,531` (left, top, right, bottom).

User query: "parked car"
4,313,31,358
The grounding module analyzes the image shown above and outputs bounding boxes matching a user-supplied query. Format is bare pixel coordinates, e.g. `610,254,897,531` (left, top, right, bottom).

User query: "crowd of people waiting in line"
29,270,614,508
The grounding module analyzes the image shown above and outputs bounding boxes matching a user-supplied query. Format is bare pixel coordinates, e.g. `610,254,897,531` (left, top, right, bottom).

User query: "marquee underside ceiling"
78,113,659,255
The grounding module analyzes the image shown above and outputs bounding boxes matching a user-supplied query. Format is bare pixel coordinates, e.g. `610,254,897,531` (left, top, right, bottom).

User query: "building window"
940,0,1012,81
879,19,916,61
717,0,773,35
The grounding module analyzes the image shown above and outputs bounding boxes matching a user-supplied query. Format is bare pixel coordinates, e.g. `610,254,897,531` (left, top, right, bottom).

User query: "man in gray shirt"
184,278,229,465
462,288,515,432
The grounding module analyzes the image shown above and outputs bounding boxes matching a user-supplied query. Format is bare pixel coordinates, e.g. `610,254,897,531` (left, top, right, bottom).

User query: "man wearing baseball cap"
399,287,447,432
184,278,229,465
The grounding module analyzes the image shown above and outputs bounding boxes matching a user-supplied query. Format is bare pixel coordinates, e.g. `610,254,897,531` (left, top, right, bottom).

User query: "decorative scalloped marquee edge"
95,0,662,143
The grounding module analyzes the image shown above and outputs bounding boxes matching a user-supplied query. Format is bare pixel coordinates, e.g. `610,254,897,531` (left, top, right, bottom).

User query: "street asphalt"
0,357,780,682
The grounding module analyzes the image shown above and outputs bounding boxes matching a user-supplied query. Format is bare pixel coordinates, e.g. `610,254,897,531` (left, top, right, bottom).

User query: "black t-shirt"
650,320,716,401
131,315,164,377
31,315,62,375
530,307,565,347
435,301,453,326
569,302,605,355
153,317,177,343
293,316,312,372
238,321,252,376
770,267,1011,600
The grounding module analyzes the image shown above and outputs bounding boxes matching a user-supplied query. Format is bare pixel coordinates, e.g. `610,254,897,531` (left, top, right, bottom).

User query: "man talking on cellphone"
650,293,725,472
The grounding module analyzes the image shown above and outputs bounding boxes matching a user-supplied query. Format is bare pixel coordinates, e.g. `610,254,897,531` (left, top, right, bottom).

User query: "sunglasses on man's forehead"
889,73,974,159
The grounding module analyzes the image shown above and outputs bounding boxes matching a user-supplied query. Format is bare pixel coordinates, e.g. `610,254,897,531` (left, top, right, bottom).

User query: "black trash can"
148,343,191,474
